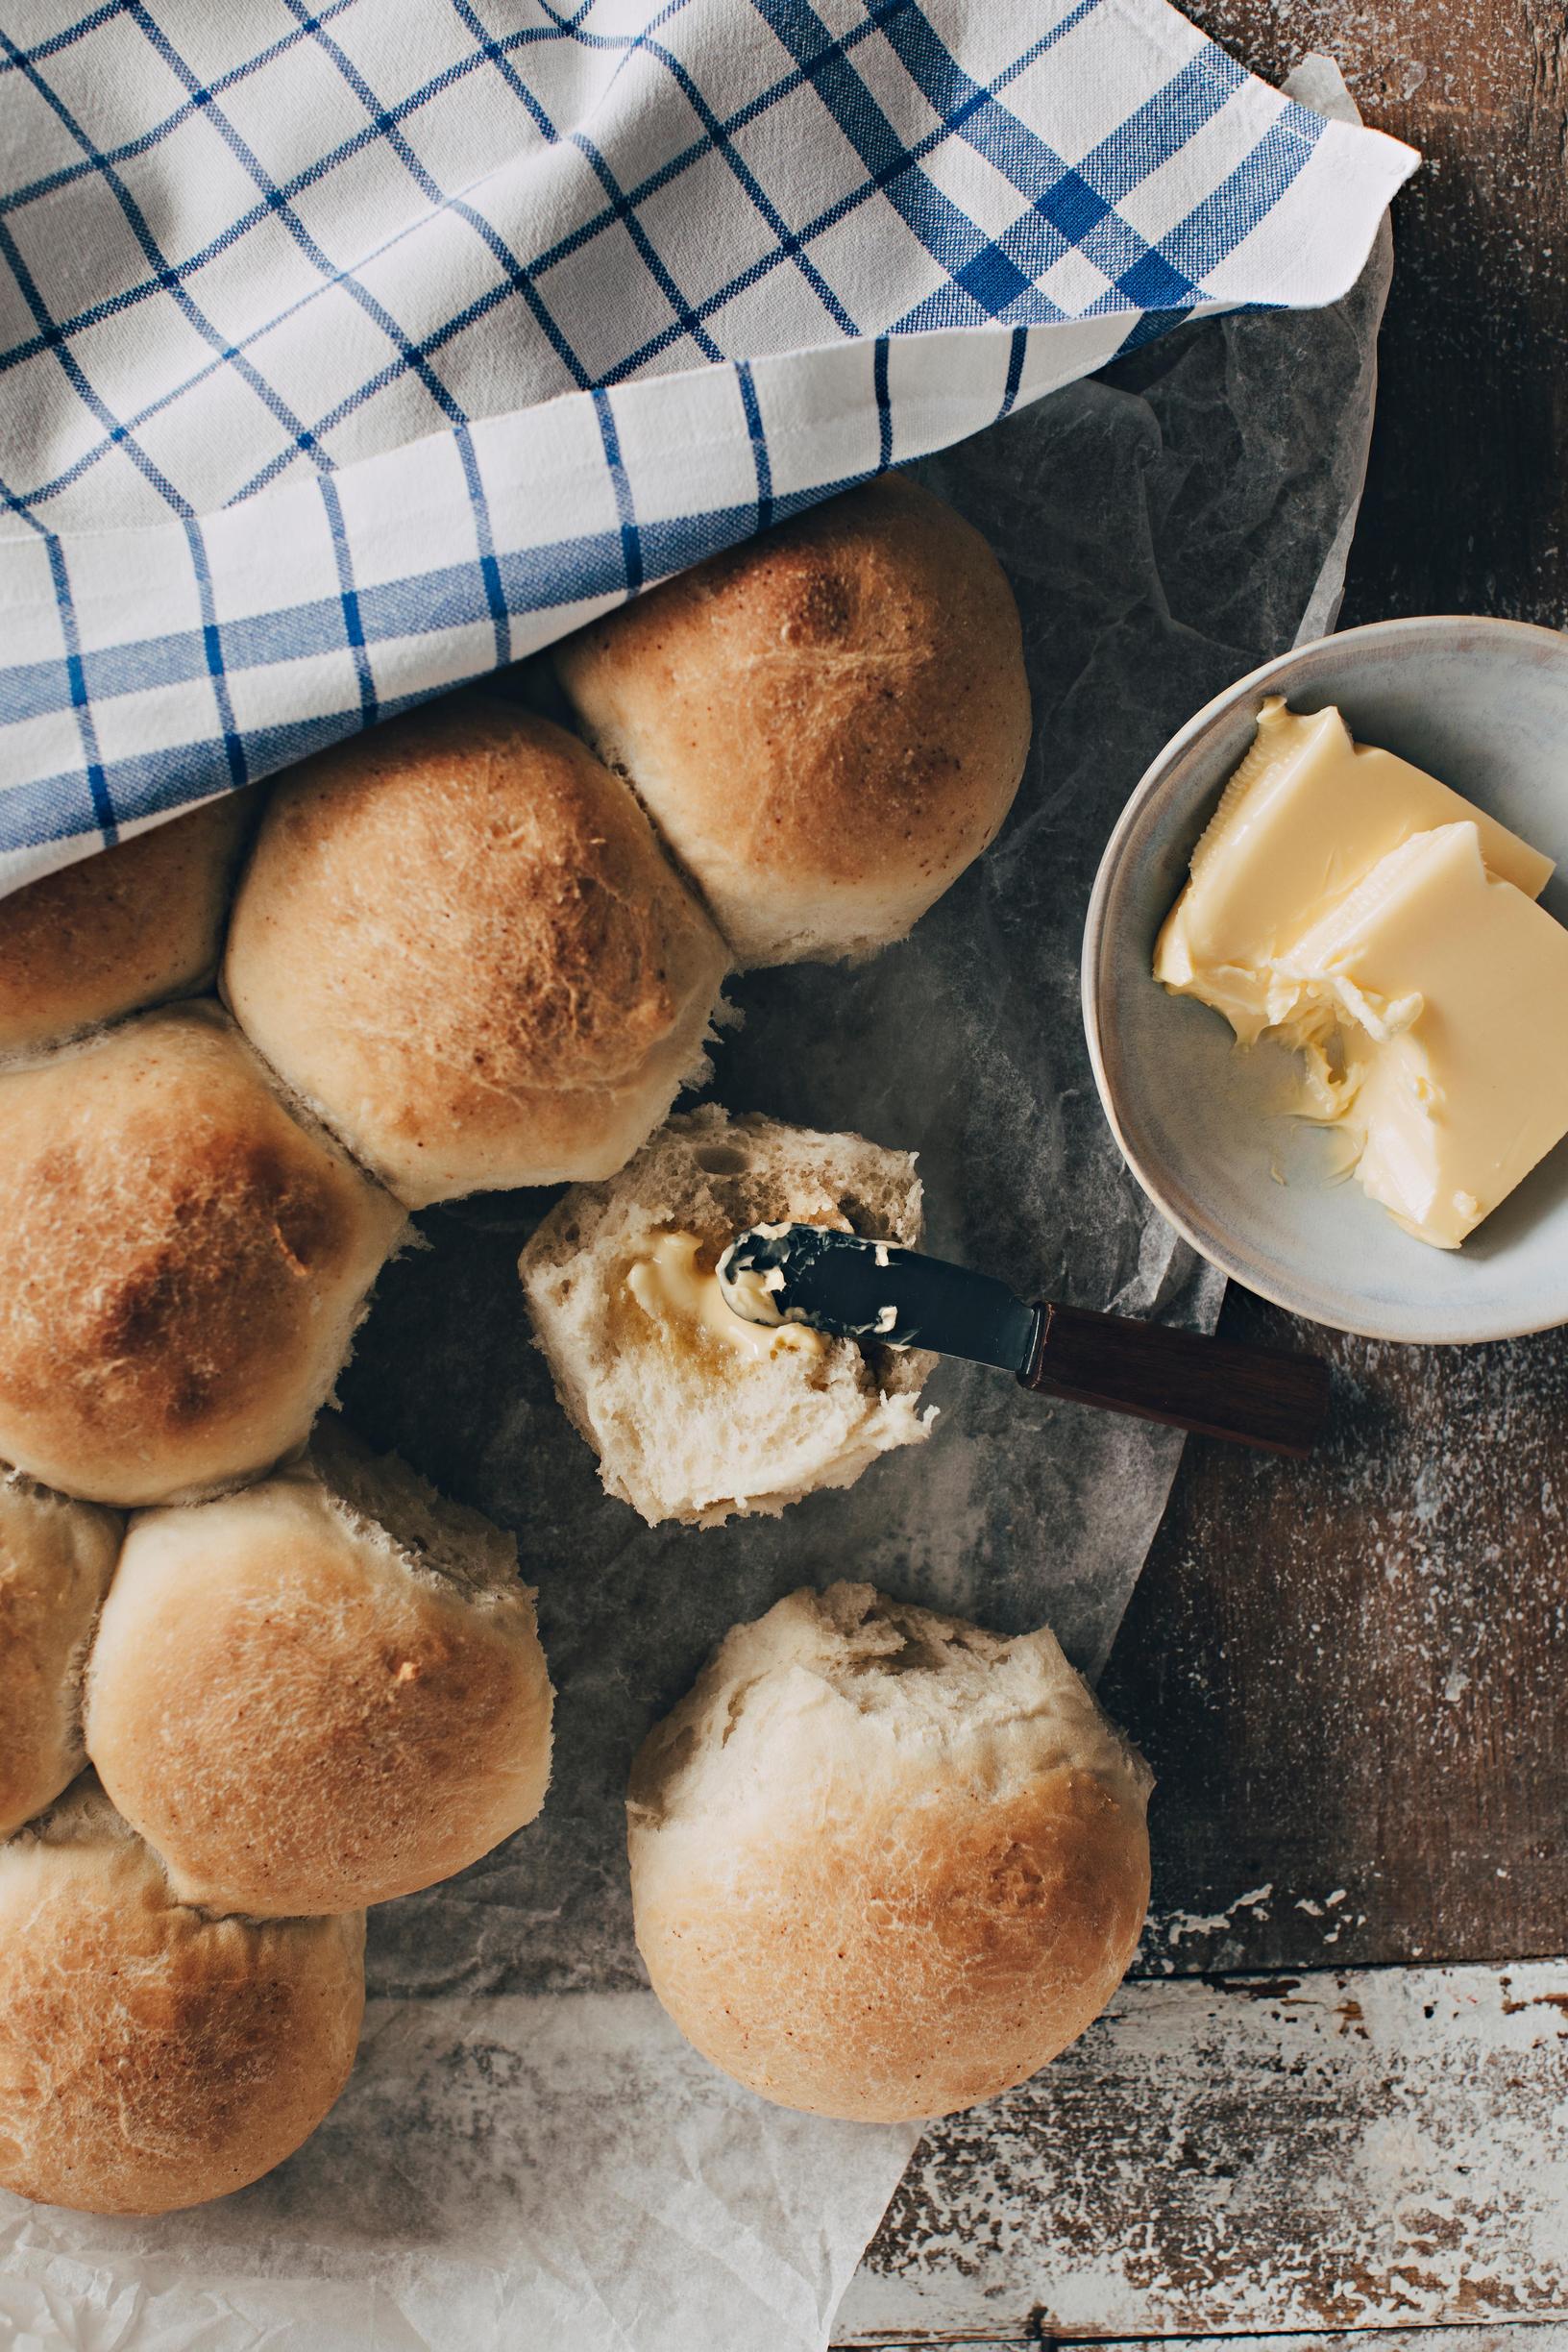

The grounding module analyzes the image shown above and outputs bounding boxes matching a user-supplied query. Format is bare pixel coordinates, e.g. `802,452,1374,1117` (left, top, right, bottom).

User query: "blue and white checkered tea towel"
0,0,1415,894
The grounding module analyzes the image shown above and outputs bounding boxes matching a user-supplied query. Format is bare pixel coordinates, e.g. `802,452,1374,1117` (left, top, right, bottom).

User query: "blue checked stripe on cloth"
0,0,1415,894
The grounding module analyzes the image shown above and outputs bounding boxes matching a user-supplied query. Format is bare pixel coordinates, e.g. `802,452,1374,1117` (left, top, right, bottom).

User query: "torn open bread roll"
628,1582,1152,2122
555,475,1032,966
85,1423,553,1916
519,1108,935,1526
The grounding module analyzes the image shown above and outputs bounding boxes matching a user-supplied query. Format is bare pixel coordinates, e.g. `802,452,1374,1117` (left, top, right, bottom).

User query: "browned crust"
0,794,255,1057
0,1007,404,1505
223,698,728,1201
631,1768,1150,2122
0,1482,122,1838
86,1490,552,1915
555,476,1032,960
0,1809,364,2215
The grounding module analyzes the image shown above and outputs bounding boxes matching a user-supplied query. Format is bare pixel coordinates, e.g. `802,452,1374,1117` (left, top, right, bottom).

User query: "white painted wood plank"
834,2332,1568,2350
1110,2336,1568,2351
836,2334,1568,2350
836,1962,1568,2343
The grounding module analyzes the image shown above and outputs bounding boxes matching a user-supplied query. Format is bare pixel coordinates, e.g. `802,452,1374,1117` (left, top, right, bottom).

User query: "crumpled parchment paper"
0,61,1390,2352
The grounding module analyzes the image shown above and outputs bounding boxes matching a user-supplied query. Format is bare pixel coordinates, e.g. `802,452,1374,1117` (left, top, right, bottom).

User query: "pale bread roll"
0,793,253,1058
554,476,1032,966
0,1003,406,1507
86,1426,553,1916
519,1108,935,1526
0,1778,364,2216
223,697,729,1206
0,1473,122,1839
629,1583,1151,2122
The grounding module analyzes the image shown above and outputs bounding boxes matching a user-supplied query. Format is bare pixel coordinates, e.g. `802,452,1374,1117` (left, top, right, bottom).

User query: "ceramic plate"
1082,616,1568,1342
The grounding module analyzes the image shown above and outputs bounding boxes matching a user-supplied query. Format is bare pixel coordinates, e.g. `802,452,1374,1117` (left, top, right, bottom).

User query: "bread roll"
223,697,729,1206
86,1425,553,1915
0,793,253,1058
629,1582,1151,2122
0,1003,405,1507
0,1473,122,1839
520,1108,935,1526
0,1778,364,2215
554,476,1032,966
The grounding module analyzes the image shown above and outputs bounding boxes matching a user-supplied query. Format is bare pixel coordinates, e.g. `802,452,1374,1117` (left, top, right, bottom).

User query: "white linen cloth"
0,0,1414,890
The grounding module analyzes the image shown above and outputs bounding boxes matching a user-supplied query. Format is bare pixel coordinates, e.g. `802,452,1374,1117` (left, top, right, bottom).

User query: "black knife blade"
716,1223,1330,1458
717,1223,1040,1372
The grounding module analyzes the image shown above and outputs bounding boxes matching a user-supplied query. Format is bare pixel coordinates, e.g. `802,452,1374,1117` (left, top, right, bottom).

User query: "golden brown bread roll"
554,476,1032,966
0,1471,122,1839
0,793,253,1058
0,1003,406,1507
86,1426,554,1915
223,697,730,1206
0,1779,364,2216
628,1583,1151,2122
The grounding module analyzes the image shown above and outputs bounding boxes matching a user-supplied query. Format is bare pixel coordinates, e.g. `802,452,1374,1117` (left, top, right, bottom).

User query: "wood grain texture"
1102,1288,1568,1976
1092,0,1568,1980
1094,2336,1568,2352
1180,0,1568,630
846,2329,1568,2350
844,1962,1568,2343
1027,1303,1331,1459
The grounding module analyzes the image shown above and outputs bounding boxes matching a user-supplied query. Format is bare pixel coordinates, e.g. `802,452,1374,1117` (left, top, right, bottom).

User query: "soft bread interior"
310,1419,527,1607
0,1470,123,1840
6,1770,135,1856
631,1580,1152,1832
519,1109,936,1526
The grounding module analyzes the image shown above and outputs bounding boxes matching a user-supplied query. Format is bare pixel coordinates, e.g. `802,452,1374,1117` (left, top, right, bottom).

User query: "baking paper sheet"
0,61,1390,2352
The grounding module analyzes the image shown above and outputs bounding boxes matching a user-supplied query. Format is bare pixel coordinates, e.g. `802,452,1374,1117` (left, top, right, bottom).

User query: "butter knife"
717,1224,1330,1458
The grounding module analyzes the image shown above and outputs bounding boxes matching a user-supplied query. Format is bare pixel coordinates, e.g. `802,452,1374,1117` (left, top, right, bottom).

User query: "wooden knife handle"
1020,1301,1330,1458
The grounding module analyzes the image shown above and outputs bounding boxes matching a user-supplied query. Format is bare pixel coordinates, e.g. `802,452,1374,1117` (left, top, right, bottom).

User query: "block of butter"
1155,698,1554,1041
1274,822,1568,1247
1154,698,1568,1251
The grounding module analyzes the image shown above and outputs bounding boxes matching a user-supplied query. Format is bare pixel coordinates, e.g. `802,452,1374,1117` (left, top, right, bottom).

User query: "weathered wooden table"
837,5,1568,2339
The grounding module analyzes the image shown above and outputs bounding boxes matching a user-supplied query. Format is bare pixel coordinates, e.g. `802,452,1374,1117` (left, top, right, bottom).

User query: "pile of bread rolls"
0,476,1152,2219
0,1432,553,2215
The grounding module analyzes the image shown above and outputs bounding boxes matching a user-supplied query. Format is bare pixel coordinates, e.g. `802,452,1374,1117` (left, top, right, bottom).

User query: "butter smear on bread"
1155,697,1568,1249
626,1231,823,1362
